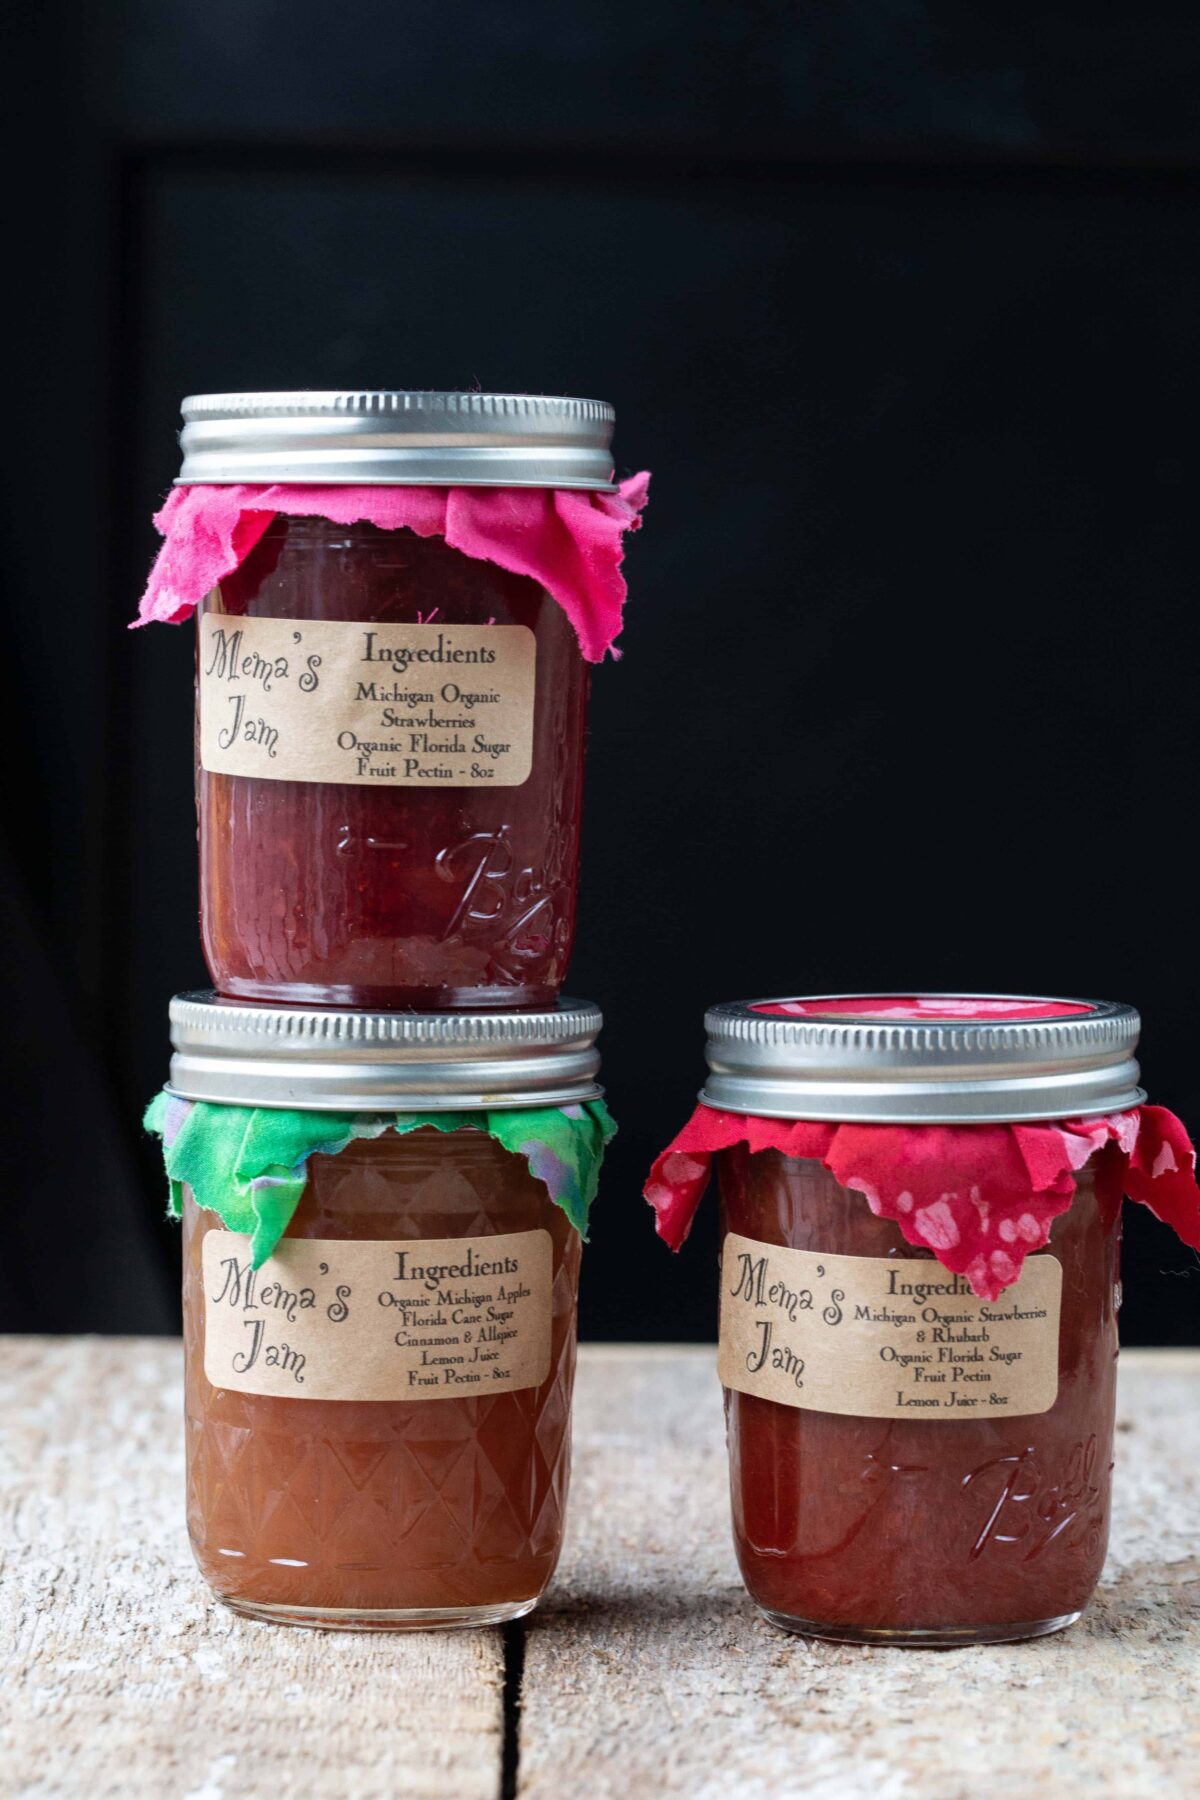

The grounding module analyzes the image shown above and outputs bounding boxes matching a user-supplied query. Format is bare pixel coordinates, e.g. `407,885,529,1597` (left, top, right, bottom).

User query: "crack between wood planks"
499,1617,527,1800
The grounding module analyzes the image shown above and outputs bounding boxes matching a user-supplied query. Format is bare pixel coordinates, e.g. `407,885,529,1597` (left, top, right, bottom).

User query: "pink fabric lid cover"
132,475,651,662
645,1103,1200,1300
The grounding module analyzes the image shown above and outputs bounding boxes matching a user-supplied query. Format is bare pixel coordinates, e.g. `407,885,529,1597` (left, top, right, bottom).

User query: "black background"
3,1,1199,1344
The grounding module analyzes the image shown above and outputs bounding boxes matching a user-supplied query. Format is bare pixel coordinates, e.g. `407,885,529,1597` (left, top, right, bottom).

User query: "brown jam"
183,1128,580,1629
197,518,589,1010
719,1146,1121,1645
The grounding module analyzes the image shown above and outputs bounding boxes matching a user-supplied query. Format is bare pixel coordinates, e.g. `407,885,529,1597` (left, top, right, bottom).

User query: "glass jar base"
758,1607,1083,1648
214,975,558,1012
216,1594,540,1633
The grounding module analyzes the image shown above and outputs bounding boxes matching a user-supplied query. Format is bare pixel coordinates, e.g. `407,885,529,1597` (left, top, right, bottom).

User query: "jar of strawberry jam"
177,391,634,1009
149,992,614,1630
645,994,1200,1646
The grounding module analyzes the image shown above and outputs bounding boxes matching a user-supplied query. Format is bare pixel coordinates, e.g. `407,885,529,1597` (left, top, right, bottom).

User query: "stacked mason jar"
148,393,627,1629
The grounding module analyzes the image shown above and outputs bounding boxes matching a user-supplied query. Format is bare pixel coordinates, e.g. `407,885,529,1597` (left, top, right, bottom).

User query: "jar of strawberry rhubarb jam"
174,391,640,1009
149,992,614,1630
645,994,1200,1646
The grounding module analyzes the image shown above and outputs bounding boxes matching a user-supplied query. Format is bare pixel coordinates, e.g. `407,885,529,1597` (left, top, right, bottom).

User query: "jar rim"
175,391,617,491
167,991,604,1111
700,992,1145,1124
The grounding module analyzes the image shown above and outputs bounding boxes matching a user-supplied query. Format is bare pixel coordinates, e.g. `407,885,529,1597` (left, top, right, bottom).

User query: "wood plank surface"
518,1346,1200,1800
0,1338,505,1800
3,1341,1198,1798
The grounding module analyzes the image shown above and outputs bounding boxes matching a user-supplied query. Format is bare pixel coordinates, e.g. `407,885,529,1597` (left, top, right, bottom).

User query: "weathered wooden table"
2,1341,1197,1798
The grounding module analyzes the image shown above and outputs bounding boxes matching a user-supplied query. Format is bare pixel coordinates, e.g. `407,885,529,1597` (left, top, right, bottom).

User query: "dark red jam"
719,1145,1121,1644
197,517,589,1009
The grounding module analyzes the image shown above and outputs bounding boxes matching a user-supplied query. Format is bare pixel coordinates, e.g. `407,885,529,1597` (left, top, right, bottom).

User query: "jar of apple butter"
179,391,630,1009
151,991,614,1631
645,993,1200,1646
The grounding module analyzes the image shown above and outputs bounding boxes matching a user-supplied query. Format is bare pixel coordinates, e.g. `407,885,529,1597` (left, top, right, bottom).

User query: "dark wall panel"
6,0,1200,1338
113,160,1200,1341
101,0,1200,159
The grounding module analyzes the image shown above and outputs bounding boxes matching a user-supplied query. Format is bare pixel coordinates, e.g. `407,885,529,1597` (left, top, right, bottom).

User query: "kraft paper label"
199,614,536,786
718,1235,1061,1419
202,1229,552,1401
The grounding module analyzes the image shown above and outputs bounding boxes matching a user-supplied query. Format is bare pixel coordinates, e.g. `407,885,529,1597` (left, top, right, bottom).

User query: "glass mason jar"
721,1150,1120,1644
703,993,1137,1647
168,992,605,1631
186,391,616,1010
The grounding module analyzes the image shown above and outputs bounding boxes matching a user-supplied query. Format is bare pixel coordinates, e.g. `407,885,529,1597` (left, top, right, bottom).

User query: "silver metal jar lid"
166,992,604,1111
175,391,617,490
700,993,1145,1124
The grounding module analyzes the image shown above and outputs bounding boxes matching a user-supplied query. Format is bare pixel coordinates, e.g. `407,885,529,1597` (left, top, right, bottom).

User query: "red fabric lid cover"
752,996,1096,1021
644,1104,1200,1300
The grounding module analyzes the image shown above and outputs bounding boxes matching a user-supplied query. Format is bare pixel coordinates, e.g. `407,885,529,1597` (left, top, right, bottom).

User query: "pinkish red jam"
198,518,588,1009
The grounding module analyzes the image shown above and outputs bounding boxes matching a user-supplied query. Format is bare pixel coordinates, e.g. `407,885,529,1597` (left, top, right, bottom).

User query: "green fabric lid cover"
145,1091,616,1268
